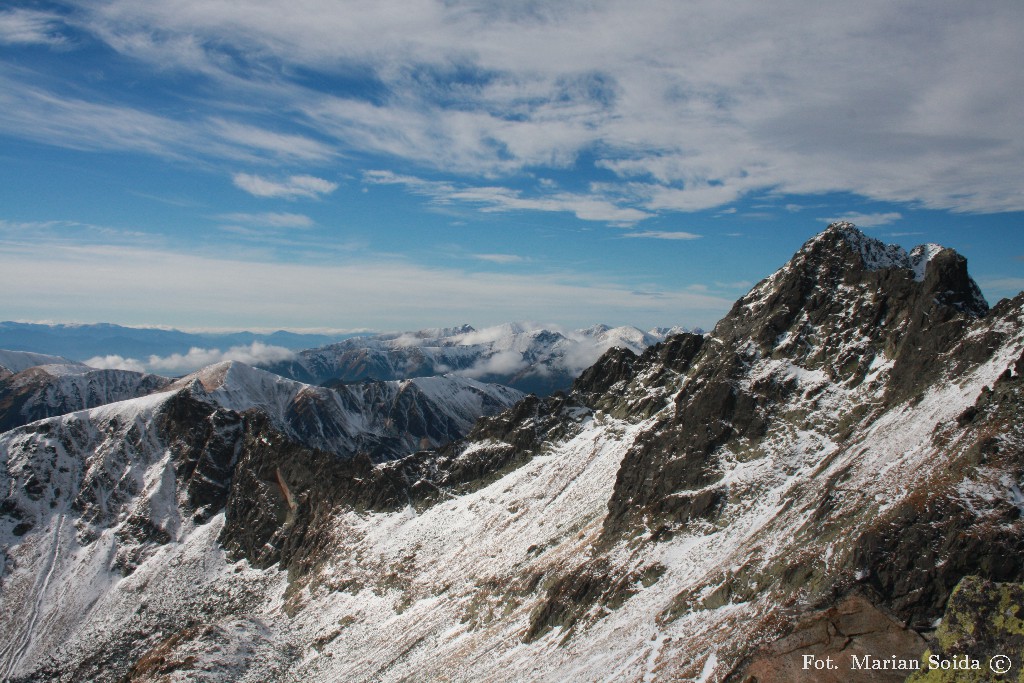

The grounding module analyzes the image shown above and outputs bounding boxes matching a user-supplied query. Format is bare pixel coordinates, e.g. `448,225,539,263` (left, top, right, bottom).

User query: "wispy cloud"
472,253,524,264
715,280,753,291
0,218,153,243
622,230,701,240
0,76,193,157
216,212,314,228
3,2,1023,217
0,9,67,46
233,173,338,199
819,212,903,228
0,73,338,166
978,277,1024,294
209,119,334,162
364,170,651,226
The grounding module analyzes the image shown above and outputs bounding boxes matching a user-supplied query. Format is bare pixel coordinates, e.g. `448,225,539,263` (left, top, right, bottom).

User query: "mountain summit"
1,224,1022,682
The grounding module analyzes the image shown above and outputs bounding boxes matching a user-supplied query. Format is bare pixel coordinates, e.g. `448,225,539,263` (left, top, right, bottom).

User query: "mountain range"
0,323,358,364
0,222,1021,681
259,322,687,395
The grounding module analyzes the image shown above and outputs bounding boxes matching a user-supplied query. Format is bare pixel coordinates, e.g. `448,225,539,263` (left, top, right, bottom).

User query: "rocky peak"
580,224,1003,544
711,223,988,392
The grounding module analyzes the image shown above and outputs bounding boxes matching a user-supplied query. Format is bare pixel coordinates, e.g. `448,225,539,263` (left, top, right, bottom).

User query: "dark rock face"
852,339,1024,628
489,223,1017,669
713,224,987,401
159,390,245,520
523,558,665,644
572,344,645,410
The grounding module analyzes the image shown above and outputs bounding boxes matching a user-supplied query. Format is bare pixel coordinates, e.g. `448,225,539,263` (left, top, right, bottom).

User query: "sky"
1,1,1022,333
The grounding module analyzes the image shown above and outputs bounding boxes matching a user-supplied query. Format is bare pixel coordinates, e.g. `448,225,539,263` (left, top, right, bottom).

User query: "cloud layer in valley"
86,341,295,375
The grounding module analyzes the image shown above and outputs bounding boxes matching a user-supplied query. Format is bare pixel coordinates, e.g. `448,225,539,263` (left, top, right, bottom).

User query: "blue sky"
1,1,1022,333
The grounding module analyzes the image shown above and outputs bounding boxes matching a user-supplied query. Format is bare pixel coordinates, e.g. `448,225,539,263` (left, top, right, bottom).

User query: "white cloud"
622,231,701,240
558,343,610,376
209,119,334,162
232,173,338,199
217,212,314,228
87,342,295,375
819,212,903,228
146,342,295,374
84,354,147,373
456,350,529,379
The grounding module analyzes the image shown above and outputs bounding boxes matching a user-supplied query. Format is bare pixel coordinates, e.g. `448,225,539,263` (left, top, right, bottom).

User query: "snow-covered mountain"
0,362,171,432
259,321,674,395
2,223,1023,681
0,350,83,376
170,361,524,460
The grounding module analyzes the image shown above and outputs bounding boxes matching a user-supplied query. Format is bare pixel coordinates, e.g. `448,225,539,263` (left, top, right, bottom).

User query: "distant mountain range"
0,322,359,363
260,322,691,395
0,323,691,392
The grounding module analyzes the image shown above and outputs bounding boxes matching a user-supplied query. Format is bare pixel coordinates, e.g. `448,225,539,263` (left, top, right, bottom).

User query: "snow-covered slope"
259,322,675,395
2,223,1023,682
